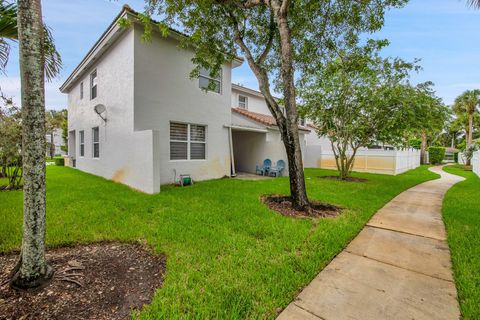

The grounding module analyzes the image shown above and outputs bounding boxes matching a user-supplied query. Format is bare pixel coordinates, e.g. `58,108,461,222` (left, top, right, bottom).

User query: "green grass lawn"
442,165,480,320
0,165,437,319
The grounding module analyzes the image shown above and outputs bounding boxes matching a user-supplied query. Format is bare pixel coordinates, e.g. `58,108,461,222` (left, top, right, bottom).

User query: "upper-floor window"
92,127,100,158
80,82,84,100
199,67,221,94
170,122,206,160
90,70,97,100
238,95,248,109
79,130,85,157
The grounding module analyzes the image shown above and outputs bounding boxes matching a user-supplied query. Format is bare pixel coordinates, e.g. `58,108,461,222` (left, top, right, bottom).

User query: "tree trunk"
420,131,427,165
467,113,473,166
232,2,309,212
274,9,309,211
11,0,53,289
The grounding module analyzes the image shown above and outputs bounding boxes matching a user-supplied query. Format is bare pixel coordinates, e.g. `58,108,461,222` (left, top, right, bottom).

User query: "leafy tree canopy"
138,0,408,93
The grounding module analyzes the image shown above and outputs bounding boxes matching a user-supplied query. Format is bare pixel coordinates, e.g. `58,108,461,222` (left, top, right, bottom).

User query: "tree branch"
226,9,285,123
256,11,275,65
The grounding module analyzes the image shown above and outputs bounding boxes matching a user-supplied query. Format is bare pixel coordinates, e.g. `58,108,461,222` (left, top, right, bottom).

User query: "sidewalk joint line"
344,250,454,283
292,302,327,320
366,224,445,241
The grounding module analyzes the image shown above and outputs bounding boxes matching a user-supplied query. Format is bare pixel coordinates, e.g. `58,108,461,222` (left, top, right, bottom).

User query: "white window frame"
199,68,222,94
92,127,100,158
90,70,97,100
170,122,207,161
80,82,84,100
238,95,248,109
79,130,85,157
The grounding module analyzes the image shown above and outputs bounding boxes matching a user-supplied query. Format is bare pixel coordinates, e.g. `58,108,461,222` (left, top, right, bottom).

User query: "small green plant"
428,146,446,164
54,157,64,166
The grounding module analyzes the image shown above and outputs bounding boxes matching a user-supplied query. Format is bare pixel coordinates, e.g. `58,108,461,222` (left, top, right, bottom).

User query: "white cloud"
0,76,67,110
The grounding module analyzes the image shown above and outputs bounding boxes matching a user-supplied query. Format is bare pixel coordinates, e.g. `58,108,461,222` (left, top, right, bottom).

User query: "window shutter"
170,123,188,141
190,143,206,160
170,142,188,160
190,125,205,142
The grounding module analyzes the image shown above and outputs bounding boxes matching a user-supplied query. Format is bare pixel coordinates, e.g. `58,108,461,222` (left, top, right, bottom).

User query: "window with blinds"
238,95,248,109
199,67,221,93
90,70,97,100
170,122,206,160
92,127,100,158
79,130,85,157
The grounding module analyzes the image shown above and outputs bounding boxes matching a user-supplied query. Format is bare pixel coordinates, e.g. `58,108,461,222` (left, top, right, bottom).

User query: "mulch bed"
0,242,166,320
261,195,341,218
320,176,368,182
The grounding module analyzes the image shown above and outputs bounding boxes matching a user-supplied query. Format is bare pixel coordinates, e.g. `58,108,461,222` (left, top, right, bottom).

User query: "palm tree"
453,89,480,165
467,0,480,8
10,0,53,289
0,0,61,80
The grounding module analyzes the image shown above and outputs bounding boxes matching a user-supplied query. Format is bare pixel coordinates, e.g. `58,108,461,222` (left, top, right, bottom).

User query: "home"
60,5,310,194
45,128,66,157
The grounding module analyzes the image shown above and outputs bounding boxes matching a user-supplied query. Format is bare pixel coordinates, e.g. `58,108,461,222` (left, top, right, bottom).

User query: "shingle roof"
232,108,310,131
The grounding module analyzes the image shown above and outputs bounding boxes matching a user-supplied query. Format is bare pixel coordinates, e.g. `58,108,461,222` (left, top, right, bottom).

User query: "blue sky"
1,0,479,109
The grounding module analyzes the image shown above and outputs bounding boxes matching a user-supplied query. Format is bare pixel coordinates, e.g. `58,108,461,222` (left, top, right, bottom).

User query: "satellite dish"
94,104,107,122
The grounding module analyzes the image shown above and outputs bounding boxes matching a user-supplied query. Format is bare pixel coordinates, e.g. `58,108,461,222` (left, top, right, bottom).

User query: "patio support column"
228,127,236,177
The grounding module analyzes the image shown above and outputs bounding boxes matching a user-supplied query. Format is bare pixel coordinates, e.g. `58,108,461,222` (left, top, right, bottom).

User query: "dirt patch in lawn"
262,195,341,218
320,176,368,183
0,242,166,320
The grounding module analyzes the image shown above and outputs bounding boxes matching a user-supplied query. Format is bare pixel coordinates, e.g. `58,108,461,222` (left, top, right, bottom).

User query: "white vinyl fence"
304,148,420,175
473,151,480,177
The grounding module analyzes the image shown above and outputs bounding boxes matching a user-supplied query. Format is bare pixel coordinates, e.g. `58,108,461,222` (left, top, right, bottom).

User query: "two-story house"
60,5,311,193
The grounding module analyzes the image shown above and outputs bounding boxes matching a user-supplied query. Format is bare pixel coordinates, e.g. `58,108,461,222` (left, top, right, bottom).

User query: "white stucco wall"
46,128,65,156
133,26,231,185
232,129,306,175
303,129,331,168
67,29,159,193
473,151,480,177
231,86,271,114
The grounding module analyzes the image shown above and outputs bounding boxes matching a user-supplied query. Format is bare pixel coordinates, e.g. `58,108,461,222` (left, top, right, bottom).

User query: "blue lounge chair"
256,159,272,176
269,160,285,177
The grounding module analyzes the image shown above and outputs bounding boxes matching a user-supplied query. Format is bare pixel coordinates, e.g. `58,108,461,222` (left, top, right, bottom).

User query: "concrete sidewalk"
277,166,464,320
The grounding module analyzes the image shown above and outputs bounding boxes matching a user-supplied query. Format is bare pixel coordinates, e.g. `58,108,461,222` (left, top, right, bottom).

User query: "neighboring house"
45,128,66,157
60,5,309,194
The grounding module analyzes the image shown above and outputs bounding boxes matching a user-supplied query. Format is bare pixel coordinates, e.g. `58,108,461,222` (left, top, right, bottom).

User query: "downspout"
228,126,236,177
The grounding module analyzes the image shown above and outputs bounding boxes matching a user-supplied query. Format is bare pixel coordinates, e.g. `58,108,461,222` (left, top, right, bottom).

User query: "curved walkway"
278,166,464,320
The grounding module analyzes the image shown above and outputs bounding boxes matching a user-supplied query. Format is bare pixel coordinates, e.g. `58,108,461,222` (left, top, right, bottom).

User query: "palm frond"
43,26,62,81
467,0,480,9
0,1,17,40
0,0,62,80
0,38,10,72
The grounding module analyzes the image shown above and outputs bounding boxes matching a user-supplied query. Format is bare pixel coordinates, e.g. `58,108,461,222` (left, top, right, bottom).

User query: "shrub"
428,147,445,165
409,138,422,150
54,157,65,166
454,152,459,163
